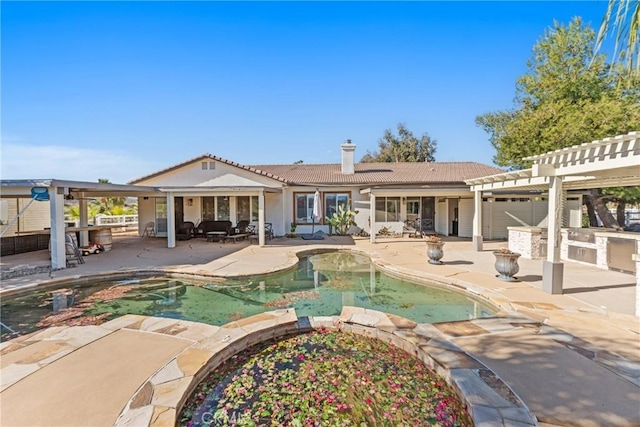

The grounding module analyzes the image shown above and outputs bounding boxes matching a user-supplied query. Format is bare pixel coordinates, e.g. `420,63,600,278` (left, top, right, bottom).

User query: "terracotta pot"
426,241,445,265
493,251,521,281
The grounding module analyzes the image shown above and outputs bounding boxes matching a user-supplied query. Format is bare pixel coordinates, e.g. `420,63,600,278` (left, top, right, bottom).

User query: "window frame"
375,196,401,222
324,192,351,221
294,192,316,224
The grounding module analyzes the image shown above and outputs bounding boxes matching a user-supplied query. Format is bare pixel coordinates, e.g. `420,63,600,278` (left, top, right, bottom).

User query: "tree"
476,18,640,227
477,18,640,170
97,178,127,215
595,0,639,72
360,123,437,163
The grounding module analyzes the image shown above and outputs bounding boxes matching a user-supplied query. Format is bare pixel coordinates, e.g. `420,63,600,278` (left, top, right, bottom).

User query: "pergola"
466,132,640,312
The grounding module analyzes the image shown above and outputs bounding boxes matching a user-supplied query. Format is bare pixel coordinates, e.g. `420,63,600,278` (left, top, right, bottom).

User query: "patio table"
206,231,227,242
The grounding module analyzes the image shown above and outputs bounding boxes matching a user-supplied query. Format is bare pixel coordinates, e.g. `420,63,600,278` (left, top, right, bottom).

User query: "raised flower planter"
493,249,521,281
425,235,445,265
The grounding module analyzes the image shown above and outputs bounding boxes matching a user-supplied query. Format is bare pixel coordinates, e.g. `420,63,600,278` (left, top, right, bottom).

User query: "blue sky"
1,1,609,183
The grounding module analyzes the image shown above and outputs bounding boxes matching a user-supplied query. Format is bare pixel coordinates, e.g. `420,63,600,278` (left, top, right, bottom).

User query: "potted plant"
289,222,297,237
493,248,521,281
425,234,445,264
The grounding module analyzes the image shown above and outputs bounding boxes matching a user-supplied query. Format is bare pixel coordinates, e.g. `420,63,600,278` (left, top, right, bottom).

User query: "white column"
258,189,265,246
78,192,88,247
166,192,175,248
635,245,640,316
472,190,483,251
281,188,287,237
369,193,376,244
50,187,66,270
543,177,564,294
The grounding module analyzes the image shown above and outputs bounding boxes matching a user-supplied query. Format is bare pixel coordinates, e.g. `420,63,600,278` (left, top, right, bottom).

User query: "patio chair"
228,220,250,235
246,223,273,243
265,223,274,240
176,221,195,240
142,222,155,237
403,219,421,238
420,218,434,234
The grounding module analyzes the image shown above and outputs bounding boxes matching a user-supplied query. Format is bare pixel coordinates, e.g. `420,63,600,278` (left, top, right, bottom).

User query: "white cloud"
1,142,162,184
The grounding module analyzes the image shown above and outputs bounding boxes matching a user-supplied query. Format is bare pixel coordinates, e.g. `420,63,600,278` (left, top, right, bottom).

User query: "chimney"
341,139,356,175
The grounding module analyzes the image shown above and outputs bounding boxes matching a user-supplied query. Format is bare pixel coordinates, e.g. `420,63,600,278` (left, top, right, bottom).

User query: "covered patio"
466,131,640,314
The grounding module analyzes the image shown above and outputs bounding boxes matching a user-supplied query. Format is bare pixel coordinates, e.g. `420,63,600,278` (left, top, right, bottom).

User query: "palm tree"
595,0,639,71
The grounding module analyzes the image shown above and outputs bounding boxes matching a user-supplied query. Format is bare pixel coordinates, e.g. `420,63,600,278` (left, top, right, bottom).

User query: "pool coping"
2,245,639,425
1,308,539,426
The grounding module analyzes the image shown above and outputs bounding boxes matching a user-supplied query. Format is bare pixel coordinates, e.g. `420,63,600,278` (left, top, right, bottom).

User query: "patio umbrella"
311,189,321,236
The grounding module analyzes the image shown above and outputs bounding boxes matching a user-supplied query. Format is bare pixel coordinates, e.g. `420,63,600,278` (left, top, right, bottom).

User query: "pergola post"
78,192,88,247
166,192,176,248
472,190,483,251
543,176,564,294
369,193,376,244
50,187,66,270
258,189,265,246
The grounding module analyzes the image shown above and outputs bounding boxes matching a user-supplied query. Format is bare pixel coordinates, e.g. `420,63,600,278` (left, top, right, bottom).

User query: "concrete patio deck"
1,234,639,426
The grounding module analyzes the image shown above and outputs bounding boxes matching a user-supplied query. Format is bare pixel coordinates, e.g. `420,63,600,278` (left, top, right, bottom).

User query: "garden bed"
179,329,471,426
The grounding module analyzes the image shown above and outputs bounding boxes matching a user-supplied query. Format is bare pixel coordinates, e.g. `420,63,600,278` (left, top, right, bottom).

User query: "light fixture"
187,198,193,206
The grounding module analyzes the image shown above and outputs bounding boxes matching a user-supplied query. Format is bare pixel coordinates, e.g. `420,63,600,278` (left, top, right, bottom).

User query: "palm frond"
595,0,640,71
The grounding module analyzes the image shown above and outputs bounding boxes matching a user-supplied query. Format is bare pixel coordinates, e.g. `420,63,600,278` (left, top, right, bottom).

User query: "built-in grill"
565,227,637,274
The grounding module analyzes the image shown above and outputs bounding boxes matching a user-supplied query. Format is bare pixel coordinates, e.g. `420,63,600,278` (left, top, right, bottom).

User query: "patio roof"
0,179,159,198
465,131,640,192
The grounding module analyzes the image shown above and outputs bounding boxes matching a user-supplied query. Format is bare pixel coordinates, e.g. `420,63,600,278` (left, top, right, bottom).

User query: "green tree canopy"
360,123,437,163
476,17,640,170
476,17,640,228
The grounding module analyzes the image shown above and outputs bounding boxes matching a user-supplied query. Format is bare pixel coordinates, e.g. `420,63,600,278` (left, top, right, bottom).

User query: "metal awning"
0,179,159,198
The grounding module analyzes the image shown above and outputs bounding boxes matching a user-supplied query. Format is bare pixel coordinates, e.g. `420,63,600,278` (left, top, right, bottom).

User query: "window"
202,196,230,220
155,198,167,233
237,196,259,222
406,197,420,220
202,197,215,220
217,197,230,220
375,197,400,222
324,193,350,219
251,196,259,221
295,193,315,224
201,162,208,170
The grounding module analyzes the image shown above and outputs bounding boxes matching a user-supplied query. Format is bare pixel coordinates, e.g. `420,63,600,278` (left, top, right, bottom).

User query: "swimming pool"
0,251,496,341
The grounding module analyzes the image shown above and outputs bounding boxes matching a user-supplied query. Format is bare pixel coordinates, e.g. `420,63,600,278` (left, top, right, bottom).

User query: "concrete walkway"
1,234,639,426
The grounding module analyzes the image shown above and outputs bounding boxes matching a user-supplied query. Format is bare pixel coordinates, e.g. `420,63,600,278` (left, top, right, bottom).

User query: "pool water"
0,252,496,341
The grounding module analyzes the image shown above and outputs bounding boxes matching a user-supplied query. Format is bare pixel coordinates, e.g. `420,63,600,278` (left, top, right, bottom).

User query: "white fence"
64,214,138,229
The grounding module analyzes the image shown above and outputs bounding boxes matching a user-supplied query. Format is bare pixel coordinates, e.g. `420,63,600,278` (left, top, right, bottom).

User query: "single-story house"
0,139,586,268
128,140,582,247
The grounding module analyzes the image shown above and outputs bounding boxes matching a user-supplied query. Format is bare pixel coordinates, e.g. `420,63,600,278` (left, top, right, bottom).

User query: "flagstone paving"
1,234,639,426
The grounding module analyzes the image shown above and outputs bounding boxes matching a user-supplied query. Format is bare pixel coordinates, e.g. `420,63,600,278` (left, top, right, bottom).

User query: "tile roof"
251,162,505,185
128,153,504,187
128,154,289,185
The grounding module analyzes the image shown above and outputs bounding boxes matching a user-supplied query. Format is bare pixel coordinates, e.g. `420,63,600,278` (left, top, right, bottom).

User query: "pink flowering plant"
180,329,471,426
